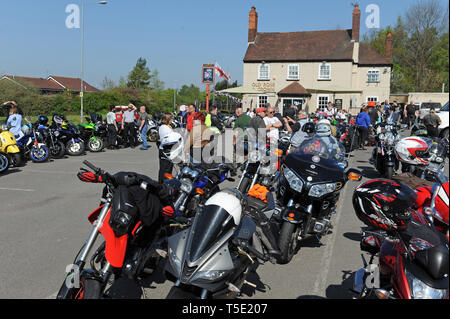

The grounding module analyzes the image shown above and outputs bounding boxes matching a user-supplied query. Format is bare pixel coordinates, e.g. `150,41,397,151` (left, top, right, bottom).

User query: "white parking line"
0,187,35,192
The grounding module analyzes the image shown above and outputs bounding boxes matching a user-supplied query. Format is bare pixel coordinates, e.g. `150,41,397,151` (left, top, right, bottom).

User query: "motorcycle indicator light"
196,188,205,195
164,173,174,180
348,172,362,181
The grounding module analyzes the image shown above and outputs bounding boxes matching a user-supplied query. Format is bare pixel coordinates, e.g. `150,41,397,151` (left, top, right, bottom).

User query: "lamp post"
80,1,107,124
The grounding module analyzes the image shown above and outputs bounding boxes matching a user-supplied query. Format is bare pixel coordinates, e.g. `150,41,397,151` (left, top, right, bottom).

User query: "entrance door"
282,98,305,115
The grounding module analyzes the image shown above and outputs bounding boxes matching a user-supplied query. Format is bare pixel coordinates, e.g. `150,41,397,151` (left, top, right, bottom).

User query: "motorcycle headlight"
181,166,192,176
192,269,231,283
180,178,193,193
378,133,385,141
308,183,336,198
405,269,449,299
435,156,444,163
54,131,60,137
283,168,303,193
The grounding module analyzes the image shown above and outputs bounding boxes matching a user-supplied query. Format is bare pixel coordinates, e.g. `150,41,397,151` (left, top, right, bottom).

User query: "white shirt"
263,116,281,140
158,124,173,149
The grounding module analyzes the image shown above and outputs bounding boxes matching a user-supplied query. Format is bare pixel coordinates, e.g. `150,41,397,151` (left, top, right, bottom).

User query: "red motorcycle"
351,179,449,299
414,171,449,239
56,160,176,299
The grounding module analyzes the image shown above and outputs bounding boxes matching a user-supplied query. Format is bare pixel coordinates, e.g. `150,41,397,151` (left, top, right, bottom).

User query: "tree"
101,76,116,90
127,57,151,89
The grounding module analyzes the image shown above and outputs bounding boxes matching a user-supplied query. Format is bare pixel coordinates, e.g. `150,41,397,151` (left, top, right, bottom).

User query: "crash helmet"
52,114,66,125
394,136,432,166
353,179,417,231
37,115,48,125
160,131,184,161
301,122,316,134
316,119,332,136
21,123,32,135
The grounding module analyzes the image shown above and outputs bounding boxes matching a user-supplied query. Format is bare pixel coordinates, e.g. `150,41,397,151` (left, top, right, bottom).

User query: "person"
284,110,308,133
177,104,187,129
158,113,175,183
355,107,371,150
368,101,378,126
5,105,23,138
404,101,416,129
121,104,137,148
106,106,118,149
248,107,267,148
263,106,283,144
315,119,341,153
183,112,215,163
336,109,347,121
326,102,336,117
385,105,400,125
422,107,442,138
233,107,251,146
138,106,150,150
186,104,196,132
284,104,296,120
273,106,284,128
383,99,390,113
205,105,224,134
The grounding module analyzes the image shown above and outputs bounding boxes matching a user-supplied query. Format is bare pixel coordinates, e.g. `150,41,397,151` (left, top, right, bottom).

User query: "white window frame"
287,64,299,80
258,95,268,108
367,69,380,83
366,96,378,102
317,94,329,110
258,64,270,80
318,63,331,80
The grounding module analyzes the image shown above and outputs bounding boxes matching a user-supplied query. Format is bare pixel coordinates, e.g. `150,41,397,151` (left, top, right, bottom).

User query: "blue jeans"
141,124,149,149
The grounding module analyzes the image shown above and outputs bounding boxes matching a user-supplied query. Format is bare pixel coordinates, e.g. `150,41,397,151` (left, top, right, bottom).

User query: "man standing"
355,107,371,150
138,105,150,150
383,99,390,113
205,105,224,134
284,110,308,133
233,107,251,146
186,104,196,132
106,106,118,150
122,104,137,148
248,107,267,147
423,107,442,138
264,106,283,144
404,101,416,129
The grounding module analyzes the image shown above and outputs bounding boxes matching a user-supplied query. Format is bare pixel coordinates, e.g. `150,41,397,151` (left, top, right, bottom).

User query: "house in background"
241,5,393,115
1,75,100,95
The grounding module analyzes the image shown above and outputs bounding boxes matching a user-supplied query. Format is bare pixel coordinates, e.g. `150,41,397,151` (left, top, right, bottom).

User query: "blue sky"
0,0,448,90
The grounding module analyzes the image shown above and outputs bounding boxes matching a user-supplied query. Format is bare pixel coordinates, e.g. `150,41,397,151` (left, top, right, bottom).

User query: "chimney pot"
352,5,361,42
385,32,393,61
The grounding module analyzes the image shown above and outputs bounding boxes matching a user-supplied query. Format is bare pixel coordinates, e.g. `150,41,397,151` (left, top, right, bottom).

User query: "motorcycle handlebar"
83,160,100,173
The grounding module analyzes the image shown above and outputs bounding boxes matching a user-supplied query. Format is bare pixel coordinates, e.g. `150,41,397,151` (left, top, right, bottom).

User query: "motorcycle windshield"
187,204,235,263
295,135,346,162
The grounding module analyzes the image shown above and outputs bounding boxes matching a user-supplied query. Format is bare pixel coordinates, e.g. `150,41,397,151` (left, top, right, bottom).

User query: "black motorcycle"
51,114,86,156
370,123,401,179
275,136,361,263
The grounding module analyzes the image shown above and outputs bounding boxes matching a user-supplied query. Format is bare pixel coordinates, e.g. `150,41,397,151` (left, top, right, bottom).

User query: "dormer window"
287,64,299,80
258,64,270,80
318,63,331,80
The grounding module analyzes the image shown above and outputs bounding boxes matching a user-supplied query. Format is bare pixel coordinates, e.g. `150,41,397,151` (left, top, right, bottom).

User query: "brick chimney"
352,4,360,42
385,32,392,61
248,6,258,43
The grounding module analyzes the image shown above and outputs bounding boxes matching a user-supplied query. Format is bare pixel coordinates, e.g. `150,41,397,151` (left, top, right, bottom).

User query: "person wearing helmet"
314,119,343,156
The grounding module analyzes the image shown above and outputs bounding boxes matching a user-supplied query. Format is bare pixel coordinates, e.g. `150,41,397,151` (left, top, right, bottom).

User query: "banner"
214,62,230,81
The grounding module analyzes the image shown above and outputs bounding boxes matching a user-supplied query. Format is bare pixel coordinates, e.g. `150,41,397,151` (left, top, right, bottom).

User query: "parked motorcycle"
166,159,236,218
370,123,401,179
352,179,449,299
56,160,175,299
16,123,50,164
51,115,86,156
275,136,362,263
165,189,269,299
0,125,21,167
78,114,107,152
35,115,66,159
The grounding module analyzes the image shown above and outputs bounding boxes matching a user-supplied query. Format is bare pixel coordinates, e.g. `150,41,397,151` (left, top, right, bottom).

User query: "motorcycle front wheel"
50,141,66,159
148,130,158,143
88,137,104,152
66,140,85,156
0,152,9,173
30,145,49,163
278,221,300,264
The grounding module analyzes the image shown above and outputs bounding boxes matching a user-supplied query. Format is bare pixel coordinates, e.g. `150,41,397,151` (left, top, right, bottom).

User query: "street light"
80,0,108,123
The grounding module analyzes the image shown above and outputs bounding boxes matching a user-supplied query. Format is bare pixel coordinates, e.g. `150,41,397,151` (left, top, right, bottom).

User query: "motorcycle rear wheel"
148,130,158,143
10,153,23,167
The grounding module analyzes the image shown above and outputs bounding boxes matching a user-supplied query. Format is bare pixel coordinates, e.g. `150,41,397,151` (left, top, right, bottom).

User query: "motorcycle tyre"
66,140,85,156
278,221,299,264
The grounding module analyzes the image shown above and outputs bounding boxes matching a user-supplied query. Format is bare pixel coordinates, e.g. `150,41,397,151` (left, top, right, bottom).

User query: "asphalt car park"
0,142,447,299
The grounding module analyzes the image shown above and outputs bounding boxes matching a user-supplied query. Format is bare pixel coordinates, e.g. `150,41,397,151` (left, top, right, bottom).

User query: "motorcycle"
36,125,66,159
370,123,402,179
16,123,50,164
166,159,236,218
275,136,362,263
51,115,86,156
395,136,448,182
78,114,107,152
165,188,269,299
56,160,175,299
0,124,21,167
353,215,448,299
